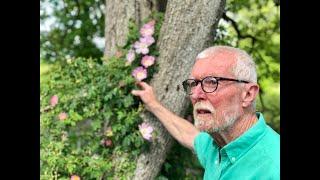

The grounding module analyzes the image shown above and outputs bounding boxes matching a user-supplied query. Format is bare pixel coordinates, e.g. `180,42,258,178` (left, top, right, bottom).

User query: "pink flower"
140,21,155,37
140,36,155,46
70,175,80,180
134,41,149,54
141,55,156,68
58,112,68,121
100,139,112,147
105,139,112,147
132,66,147,81
50,95,58,107
138,122,154,141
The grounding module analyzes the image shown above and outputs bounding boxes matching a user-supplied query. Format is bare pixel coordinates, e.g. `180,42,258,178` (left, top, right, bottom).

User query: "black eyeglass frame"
182,76,250,95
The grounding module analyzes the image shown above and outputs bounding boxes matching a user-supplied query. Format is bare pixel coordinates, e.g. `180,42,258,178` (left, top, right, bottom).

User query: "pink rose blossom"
140,36,155,46
100,139,112,147
105,139,112,147
138,122,154,141
132,66,147,81
58,112,68,121
50,95,58,107
70,175,80,180
141,55,156,68
134,41,149,54
140,21,155,37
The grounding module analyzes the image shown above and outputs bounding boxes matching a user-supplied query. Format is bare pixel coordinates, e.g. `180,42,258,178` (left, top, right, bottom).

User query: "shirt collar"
221,112,267,164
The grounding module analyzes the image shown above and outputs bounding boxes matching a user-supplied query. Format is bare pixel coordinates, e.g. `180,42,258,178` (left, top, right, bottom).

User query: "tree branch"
222,12,257,48
274,0,280,6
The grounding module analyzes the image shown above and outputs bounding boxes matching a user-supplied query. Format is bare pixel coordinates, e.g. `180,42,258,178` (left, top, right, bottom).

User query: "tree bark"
104,0,163,58
133,0,225,179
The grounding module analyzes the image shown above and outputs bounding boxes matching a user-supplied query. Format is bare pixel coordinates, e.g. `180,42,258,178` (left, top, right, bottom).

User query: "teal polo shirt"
193,112,279,180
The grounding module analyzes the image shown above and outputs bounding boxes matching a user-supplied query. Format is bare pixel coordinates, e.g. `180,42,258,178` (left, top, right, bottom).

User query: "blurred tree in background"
40,0,105,62
214,0,280,132
41,0,279,179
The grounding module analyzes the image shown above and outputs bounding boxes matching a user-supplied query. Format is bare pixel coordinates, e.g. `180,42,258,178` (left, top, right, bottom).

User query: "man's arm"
131,82,199,150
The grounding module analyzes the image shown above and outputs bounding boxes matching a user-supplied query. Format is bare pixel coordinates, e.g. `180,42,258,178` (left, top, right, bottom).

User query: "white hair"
196,46,257,82
196,45,258,109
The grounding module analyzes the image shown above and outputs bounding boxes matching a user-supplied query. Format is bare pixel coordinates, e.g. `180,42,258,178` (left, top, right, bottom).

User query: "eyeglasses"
182,76,249,95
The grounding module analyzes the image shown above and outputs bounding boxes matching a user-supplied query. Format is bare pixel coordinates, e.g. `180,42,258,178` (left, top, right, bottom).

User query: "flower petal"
132,67,147,81
141,55,156,68
50,95,58,107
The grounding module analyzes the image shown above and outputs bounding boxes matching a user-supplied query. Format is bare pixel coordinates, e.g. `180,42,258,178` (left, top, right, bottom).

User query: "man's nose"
190,83,206,100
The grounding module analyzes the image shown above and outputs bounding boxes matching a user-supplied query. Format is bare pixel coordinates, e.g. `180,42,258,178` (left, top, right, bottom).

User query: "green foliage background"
41,0,279,179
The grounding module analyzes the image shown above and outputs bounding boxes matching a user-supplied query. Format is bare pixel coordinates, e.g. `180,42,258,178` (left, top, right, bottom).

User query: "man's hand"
131,81,160,111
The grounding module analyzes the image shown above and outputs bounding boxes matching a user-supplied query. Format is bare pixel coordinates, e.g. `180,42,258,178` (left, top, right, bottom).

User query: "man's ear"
241,83,259,108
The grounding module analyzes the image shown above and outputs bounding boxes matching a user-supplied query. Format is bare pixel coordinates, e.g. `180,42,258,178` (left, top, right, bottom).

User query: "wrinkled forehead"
190,53,236,79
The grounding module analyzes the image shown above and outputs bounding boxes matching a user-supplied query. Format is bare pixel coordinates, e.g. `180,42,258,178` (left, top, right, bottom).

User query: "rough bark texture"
104,0,161,58
133,0,225,179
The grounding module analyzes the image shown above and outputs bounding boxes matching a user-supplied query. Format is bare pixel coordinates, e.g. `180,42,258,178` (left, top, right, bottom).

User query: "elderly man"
131,46,280,179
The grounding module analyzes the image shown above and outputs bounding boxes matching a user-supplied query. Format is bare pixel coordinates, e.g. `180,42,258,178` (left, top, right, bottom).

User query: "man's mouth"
193,101,215,120
196,109,212,115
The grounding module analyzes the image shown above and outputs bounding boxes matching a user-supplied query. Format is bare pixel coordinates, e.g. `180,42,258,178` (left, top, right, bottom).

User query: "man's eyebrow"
189,74,217,80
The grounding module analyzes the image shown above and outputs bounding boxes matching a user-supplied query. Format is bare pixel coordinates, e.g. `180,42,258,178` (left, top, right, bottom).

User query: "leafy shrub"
40,12,164,179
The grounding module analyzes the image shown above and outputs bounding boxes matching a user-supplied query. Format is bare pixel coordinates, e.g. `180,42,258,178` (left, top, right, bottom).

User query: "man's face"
190,53,243,133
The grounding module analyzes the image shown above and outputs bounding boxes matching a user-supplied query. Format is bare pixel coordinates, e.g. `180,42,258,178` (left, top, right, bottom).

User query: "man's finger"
134,81,145,90
138,81,151,90
131,90,142,96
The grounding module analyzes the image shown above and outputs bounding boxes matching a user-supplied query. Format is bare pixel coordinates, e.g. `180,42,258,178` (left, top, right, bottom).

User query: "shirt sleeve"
193,132,214,168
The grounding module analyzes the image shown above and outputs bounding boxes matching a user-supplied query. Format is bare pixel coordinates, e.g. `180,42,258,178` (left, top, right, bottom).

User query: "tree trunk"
104,0,164,58
133,0,226,179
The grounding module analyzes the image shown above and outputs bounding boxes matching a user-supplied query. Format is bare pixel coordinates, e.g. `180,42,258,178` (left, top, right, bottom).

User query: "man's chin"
195,126,215,133
194,117,214,131
195,126,208,132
